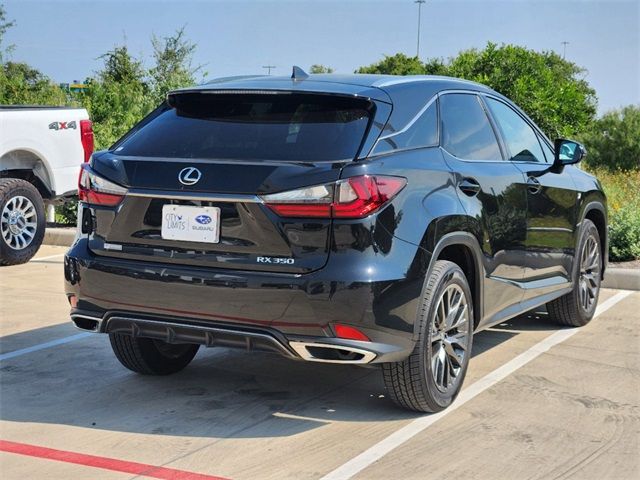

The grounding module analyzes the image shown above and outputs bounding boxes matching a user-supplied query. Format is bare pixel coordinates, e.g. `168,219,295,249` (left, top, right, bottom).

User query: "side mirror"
554,139,587,166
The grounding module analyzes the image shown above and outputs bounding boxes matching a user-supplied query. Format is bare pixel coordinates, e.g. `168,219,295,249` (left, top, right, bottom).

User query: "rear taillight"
261,175,406,219
79,119,94,163
78,164,127,206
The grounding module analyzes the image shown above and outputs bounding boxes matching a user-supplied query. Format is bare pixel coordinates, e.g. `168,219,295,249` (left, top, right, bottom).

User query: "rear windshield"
114,92,374,162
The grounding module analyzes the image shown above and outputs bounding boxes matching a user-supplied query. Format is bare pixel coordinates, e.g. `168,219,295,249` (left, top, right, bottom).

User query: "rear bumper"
65,238,421,364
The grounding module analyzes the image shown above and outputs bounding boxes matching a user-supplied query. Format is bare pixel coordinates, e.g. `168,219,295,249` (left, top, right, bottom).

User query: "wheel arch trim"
578,200,608,278
414,231,485,339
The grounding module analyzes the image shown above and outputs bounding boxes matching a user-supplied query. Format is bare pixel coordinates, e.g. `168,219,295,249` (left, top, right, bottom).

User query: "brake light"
78,165,127,206
79,119,94,163
262,175,406,219
333,175,406,218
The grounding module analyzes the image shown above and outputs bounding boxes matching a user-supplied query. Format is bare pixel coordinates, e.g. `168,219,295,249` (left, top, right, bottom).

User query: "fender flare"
0,147,56,196
578,200,608,277
414,231,485,338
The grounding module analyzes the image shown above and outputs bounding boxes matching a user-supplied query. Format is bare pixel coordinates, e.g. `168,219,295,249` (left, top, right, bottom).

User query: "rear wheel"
546,219,602,327
109,333,199,375
383,260,474,412
0,178,46,266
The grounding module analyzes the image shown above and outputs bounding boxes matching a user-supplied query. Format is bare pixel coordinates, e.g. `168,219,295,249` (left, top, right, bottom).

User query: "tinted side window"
373,101,438,155
485,98,545,163
440,94,502,160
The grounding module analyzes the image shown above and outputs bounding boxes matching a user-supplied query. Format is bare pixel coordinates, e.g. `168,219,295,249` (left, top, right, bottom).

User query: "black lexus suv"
64,69,607,413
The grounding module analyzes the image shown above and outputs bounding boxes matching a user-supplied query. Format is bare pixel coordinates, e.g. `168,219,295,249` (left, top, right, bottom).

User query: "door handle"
458,178,481,197
527,176,542,194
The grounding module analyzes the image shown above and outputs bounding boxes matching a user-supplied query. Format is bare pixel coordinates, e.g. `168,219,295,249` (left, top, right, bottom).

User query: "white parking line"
30,253,66,262
321,290,633,480
0,333,92,362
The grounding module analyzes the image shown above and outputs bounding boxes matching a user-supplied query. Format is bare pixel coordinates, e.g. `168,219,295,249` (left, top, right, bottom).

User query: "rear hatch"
87,91,376,274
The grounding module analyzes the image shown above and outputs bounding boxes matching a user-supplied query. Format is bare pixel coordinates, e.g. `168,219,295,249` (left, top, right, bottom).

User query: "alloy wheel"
1,195,38,250
578,234,600,312
430,284,470,392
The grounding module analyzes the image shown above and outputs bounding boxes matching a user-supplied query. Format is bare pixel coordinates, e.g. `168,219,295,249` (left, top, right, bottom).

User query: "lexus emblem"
178,167,202,186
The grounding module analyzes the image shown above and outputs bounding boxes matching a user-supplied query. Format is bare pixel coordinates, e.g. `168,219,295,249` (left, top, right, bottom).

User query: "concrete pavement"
0,246,638,479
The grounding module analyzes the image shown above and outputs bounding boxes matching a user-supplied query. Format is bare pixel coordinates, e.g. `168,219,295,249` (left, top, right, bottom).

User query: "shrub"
356,43,597,139
589,168,640,262
55,198,78,225
609,206,640,261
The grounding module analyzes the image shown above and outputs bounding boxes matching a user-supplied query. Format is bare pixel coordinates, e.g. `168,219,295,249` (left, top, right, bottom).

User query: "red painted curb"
0,440,230,480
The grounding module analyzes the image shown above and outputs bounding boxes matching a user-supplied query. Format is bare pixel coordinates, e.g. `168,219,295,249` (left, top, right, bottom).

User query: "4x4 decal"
48,121,77,131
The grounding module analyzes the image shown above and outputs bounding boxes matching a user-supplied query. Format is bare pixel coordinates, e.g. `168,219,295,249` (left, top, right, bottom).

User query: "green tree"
0,3,15,62
78,45,152,149
309,64,334,74
356,43,597,138
148,27,201,104
356,53,428,76
441,43,596,138
0,61,68,105
0,5,68,106
580,105,640,171
79,29,202,149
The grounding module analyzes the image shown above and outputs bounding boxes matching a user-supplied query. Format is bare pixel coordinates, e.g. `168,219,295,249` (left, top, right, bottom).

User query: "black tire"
0,178,46,266
383,260,474,413
546,219,602,327
109,333,199,375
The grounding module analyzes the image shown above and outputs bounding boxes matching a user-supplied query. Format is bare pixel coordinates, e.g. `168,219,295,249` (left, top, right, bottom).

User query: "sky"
3,0,639,114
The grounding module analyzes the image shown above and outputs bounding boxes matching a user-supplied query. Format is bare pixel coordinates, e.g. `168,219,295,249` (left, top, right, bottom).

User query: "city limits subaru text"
64,68,607,412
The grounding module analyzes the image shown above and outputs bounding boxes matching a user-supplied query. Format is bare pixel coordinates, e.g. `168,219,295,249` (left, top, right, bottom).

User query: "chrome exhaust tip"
71,314,102,332
289,341,376,364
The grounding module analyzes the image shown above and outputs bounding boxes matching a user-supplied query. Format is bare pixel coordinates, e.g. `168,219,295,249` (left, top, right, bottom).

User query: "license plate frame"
161,205,221,244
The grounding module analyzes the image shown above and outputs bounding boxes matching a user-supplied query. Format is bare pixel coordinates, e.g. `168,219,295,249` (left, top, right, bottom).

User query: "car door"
438,92,528,325
483,96,578,300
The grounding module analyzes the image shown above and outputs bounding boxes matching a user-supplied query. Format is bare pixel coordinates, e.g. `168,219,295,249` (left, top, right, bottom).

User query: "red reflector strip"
81,190,125,206
266,203,332,218
334,324,370,341
0,440,230,480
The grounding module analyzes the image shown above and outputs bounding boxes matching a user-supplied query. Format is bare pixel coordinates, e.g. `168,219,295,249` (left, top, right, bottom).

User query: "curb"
41,228,640,291
43,227,76,248
603,268,640,291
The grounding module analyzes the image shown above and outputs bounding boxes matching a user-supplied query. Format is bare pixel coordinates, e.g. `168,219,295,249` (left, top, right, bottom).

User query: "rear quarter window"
372,100,438,155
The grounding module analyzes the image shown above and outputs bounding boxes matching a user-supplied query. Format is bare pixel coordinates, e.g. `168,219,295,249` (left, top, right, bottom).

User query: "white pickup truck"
0,106,93,265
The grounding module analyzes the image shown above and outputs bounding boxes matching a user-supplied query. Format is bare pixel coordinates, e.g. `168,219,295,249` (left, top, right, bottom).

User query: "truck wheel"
546,219,602,327
383,260,474,412
109,333,200,375
0,178,46,266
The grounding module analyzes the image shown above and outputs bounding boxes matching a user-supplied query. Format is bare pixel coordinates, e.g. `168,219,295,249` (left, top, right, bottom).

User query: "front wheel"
383,260,474,413
546,219,602,327
109,333,199,375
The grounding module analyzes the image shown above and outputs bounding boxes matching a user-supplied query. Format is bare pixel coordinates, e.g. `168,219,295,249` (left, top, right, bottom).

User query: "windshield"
114,92,374,162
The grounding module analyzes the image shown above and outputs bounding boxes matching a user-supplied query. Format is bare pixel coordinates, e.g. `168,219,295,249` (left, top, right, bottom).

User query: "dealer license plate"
161,205,220,244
